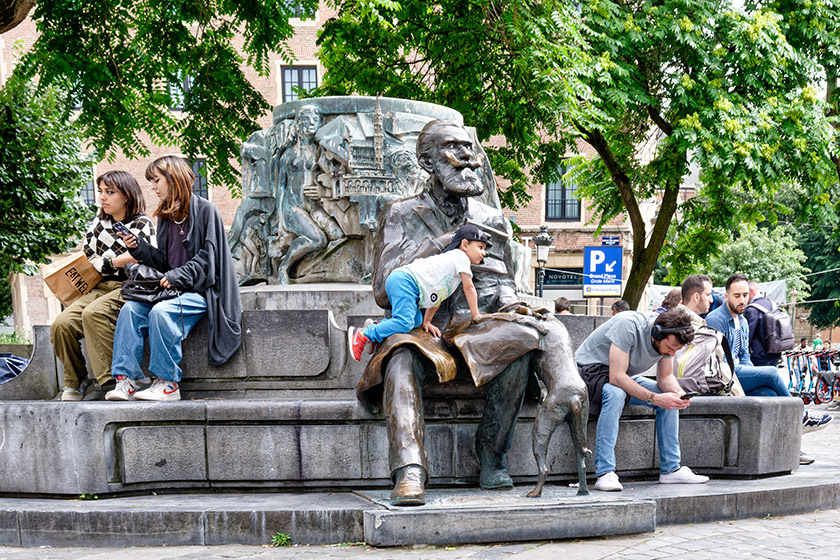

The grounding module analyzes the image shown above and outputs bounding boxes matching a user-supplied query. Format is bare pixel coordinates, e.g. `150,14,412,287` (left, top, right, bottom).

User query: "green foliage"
0,75,92,278
0,276,12,322
18,0,320,194
270,531,291,547
799,228,840,329
317,0,599,207
706,225,810,298
319,0,840,307
0,332,30,345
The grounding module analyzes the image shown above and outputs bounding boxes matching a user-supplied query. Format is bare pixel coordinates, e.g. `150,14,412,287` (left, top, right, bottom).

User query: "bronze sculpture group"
356,120,591,505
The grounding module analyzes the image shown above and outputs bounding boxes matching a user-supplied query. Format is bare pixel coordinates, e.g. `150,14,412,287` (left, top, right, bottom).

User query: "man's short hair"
611,300,631,313
555,297,571,313
653,307,695,345
662,287,682,309
681,274,711,302
725,273,749,292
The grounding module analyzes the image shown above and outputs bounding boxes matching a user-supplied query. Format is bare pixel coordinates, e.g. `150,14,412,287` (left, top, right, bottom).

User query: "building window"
281,66,317,103
81,172,97,208
169,70,195,111
189,158,208,199
545,164,580,221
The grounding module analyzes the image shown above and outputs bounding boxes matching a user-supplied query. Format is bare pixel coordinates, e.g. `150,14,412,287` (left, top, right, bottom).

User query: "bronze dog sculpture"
526,314,591,497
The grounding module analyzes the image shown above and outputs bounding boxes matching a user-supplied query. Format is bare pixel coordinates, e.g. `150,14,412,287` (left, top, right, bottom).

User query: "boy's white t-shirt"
401,249,472,308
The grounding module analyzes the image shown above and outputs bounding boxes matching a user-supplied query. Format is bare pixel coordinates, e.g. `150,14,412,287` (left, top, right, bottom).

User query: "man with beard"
705,274,831,458
576,307,710,492
357,120,577,506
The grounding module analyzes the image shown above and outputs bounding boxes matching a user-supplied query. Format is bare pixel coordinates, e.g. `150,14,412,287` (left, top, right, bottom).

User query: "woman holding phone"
50,171,156,400
107,155,242,401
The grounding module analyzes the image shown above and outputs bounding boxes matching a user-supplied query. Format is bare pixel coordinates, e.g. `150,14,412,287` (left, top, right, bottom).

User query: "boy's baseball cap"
445,223,492,252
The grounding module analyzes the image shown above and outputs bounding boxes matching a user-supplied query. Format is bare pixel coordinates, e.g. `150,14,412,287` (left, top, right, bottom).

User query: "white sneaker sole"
348,327,361,362
105,391,135,401
134,391,180,401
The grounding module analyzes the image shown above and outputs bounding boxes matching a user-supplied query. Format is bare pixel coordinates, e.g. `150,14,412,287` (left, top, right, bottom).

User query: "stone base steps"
2,458,840,547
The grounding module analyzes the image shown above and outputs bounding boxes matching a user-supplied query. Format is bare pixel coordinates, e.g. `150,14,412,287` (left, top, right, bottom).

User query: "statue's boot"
478,453,514,490
390,465,426,506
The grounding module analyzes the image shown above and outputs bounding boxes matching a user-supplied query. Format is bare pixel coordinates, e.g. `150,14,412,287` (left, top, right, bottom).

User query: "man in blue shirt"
706,273,831,464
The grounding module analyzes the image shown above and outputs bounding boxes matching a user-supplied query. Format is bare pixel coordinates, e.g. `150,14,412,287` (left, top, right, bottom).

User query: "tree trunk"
577,125,682,310
0,0,35,35
621,183,680,308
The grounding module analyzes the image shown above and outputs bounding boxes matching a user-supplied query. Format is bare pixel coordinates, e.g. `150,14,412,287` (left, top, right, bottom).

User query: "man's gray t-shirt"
574,311,662,374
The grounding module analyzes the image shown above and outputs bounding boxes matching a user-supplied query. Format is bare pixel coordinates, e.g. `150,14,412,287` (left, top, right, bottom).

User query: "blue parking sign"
583,246,623,297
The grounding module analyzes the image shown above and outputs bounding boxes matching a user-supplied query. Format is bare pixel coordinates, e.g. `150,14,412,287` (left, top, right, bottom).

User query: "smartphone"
113,222,138,243
680,392,698,400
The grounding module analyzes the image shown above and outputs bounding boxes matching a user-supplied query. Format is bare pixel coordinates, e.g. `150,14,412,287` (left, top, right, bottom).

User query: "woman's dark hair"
96,170,145,221
662,287,683,309
146,155,194,222
653,307,695,345
555,296,571,313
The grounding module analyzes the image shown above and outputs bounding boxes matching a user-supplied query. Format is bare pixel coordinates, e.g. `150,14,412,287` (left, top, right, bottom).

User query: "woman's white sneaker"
134,378,180,401
105,376,138,401
659,466,709,484
594,471,623,491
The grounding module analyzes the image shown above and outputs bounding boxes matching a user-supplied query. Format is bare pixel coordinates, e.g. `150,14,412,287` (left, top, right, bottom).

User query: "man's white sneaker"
134,378,181,401
659,466,709,484
105,376,138,401
593,472,623,492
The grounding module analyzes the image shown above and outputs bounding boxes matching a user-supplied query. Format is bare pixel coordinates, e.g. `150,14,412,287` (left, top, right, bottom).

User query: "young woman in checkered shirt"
50,171,156,401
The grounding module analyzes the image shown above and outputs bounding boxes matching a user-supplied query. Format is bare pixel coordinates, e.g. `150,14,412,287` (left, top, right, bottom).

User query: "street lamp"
534,225,553,298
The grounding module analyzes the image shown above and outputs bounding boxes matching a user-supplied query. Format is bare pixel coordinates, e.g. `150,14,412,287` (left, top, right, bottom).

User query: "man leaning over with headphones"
576,307,711,492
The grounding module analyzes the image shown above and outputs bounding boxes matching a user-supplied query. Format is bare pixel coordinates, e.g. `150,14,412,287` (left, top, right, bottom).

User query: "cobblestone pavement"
2,403,838,560
1,507,839,560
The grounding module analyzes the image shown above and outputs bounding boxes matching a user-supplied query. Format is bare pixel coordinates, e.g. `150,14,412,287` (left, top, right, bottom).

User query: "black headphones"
651,324,692,341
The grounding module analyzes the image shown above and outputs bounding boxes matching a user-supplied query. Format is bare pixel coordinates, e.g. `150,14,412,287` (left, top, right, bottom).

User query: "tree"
10,0,319,192
798,226,840,330
318,0,839,307
0,74,92,277
706,225,810,298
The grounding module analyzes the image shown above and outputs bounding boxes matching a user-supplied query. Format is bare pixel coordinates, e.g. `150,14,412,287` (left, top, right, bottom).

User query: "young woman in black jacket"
107,156,242,401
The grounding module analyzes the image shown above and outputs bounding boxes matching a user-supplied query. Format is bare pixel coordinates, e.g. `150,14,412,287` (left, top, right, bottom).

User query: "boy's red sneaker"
348,326,370,362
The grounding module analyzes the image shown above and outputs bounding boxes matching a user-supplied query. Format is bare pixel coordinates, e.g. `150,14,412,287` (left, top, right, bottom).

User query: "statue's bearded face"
431,126,485,197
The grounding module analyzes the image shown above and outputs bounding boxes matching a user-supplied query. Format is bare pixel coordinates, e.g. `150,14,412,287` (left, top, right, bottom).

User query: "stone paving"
1,507,839,560
1,402,838,559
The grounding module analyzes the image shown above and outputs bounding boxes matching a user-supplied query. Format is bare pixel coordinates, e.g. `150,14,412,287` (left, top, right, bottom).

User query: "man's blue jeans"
735,364,790,397
595,375,681,476
111,293,207,383
363,269,423,343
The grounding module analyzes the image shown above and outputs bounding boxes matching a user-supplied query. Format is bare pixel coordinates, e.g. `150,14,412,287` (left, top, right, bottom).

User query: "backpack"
673,326,736,395
747,299,795,354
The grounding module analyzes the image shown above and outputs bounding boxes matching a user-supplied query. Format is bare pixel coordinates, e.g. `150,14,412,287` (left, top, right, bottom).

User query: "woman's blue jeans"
595,375,681,476
363,269,423,343
111,293,207,383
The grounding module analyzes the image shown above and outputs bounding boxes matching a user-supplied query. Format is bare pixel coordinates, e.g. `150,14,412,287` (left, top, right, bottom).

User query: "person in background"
107,156,242,402
744,280,782,367
50,171,155,401
555,297,572,315
654,288,682,314
611,300,631,315
705,273,831,464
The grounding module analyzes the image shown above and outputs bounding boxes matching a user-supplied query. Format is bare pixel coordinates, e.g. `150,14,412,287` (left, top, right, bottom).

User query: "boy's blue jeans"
111,293,207,383
363,269,423,343
595,375,681,477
